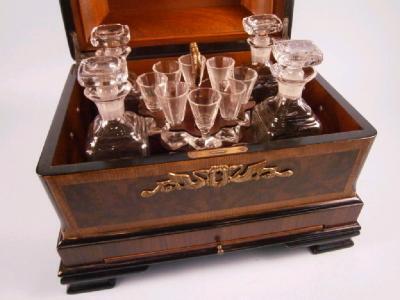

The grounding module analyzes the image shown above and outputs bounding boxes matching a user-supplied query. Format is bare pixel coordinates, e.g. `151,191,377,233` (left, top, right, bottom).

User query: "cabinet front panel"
46,141,364,238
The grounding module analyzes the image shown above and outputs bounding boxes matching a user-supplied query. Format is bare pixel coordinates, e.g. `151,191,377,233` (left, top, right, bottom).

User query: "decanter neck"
277,83,304,100
95,97,125,121
248,36,272,66
83,84,130,121
96,46,131,58
277,68,306,100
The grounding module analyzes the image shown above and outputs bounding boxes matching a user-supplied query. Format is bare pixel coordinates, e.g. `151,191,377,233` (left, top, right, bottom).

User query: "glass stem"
200,130,209,141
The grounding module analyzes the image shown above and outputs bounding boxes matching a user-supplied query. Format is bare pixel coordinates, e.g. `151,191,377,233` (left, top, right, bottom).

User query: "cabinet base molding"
58,199,362,294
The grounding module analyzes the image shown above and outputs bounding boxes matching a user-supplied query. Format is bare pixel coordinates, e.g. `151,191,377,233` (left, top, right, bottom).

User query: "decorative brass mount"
190,42,202,86
141,160,293,198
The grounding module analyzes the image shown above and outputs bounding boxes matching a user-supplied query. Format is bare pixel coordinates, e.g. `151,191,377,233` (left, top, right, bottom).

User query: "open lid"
60,0,294,60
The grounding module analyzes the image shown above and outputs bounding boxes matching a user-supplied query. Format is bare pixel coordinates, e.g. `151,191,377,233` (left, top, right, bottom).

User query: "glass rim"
206,56,235,69
231,66,258,81
178,54,206,66
136,72,166,88
152,60,180,75
219,79,247,96
188,88,221,107
93,23,127,36
154,81,190,98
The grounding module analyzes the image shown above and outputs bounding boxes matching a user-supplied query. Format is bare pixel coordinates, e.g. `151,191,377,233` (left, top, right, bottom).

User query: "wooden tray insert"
50,52,361,166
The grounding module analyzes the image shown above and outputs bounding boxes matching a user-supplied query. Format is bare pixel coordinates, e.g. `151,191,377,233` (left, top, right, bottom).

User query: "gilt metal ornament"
141,161,293,198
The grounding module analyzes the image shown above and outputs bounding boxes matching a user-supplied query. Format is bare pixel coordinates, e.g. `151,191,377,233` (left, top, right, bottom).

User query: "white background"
0,0,399,299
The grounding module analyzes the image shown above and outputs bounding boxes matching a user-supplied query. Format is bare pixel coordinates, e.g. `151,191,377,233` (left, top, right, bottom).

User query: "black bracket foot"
310,239,354,254
62,265,149,294
67,278,116,294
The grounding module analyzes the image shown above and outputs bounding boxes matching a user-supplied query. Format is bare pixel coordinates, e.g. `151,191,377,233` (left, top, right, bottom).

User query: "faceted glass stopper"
78,56,130,119
90,24,131,57
78,56,128,89
259,39,324,140
273,40,323,69
243,14,283,35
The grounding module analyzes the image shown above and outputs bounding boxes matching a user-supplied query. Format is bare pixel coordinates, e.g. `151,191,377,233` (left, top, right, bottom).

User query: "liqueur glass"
155,81,190,150
178,54,206,88
263,40,323,139
206,56,235,90
152,60,181,82
188,88,222,150
215,79,247,144
242,14,283,102
90,23,140,102
219,79,247,120
231,67,258,104
136,72,167,112
229,66,258,127
77,56,149,160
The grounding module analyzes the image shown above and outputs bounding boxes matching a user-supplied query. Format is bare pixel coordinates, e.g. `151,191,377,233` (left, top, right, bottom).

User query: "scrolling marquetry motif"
141,161,294,198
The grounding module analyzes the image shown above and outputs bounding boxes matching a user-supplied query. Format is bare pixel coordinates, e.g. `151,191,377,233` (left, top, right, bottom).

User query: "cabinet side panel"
41,176,74,230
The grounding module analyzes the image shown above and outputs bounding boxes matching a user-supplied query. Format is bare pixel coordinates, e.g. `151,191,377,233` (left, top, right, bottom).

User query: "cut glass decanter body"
78,56,149,160
254,40,323,140
242,14,283,102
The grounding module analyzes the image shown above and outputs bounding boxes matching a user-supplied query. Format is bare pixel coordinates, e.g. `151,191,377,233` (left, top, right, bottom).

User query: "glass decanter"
77,56,149,160
242,14,283,102
261,40,323,139
90,24,140,111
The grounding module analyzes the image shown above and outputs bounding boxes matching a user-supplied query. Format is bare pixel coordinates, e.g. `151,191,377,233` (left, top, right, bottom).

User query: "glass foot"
161,130,189,150
215,126,240,144
188,135,222,150
238,111,252,127
146,118,163,136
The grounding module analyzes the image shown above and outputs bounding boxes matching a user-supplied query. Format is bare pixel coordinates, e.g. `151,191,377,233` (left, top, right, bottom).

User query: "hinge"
70,32,92,63
282,17,290,40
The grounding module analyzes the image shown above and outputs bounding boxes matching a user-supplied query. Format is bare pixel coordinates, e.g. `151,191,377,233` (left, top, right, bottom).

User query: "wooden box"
37,0,376,294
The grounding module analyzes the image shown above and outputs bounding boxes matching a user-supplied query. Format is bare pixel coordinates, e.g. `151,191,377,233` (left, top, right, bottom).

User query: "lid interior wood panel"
70,0,281,51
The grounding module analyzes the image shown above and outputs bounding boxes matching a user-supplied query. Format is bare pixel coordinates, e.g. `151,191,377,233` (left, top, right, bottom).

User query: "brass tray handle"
141,160,293,198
